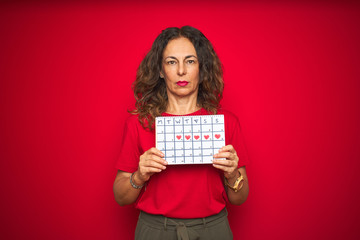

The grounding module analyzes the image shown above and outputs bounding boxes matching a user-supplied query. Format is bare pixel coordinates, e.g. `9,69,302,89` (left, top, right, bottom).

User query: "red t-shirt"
115,108,248,218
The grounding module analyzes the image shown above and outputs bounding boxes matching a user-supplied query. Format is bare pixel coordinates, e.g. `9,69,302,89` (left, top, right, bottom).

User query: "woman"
113,26,249,240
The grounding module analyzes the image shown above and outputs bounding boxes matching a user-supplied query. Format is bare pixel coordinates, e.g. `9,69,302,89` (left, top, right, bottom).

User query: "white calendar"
155,115,225,165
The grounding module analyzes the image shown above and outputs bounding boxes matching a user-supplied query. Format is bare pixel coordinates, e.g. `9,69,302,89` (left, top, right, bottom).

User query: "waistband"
138,208,228,240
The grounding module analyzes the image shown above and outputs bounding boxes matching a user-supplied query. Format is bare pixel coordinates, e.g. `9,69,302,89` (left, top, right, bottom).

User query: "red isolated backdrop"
1,1,359,239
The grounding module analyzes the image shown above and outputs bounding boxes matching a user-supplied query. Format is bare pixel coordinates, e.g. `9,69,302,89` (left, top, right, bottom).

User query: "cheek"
163,68,176,78
191,68,200,81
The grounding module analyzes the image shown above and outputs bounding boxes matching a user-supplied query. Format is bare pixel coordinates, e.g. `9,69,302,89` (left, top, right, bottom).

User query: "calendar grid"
155,115,225,165
191,117,194,163
164,121,166,159
200,117,203,163
211,116,214,158
182,118,185,162
173,119,176,163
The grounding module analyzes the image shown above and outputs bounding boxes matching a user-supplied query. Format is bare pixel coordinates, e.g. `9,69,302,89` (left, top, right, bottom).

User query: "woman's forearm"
113,170,144,206
226,167,249,205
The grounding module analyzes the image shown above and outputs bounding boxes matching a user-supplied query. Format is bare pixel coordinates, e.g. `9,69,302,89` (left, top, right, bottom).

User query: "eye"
167,60,177,65
187,59,196,64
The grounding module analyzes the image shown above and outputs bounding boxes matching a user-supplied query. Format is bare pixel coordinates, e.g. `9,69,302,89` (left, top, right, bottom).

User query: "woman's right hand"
113,148,167,206
136,147,167,184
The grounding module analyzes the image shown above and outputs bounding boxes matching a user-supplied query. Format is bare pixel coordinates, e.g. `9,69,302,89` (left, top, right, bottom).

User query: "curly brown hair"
130,26,224,130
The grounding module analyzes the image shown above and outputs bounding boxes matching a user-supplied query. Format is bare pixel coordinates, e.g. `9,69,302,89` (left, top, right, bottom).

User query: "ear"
159,71,164,79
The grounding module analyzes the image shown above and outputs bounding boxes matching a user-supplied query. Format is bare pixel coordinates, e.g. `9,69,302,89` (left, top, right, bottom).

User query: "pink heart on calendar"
194,135,200,140
176,135,182,140
204,135,209,140
185,135,191,140
215,134,221,139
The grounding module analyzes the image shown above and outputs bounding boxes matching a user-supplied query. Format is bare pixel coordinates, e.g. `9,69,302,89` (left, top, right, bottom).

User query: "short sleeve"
223,111,249,168
115,116,141,173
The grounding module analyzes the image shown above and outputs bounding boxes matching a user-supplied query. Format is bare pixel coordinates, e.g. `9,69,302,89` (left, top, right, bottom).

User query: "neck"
166,94,200,115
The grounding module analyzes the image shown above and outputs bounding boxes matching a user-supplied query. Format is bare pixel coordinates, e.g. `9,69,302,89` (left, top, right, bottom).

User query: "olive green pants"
134,208,233,240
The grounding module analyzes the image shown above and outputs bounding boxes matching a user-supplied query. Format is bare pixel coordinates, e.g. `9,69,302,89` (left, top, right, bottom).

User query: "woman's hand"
113,148,166,206
213,145,249,205
136,147,167,184
212,145,239,180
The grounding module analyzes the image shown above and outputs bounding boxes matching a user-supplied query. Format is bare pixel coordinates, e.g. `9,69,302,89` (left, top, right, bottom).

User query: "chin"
176,90,197,97
167,86,198,98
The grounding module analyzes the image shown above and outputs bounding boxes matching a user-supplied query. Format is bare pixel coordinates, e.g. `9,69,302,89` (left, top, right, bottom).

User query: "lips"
176,81,189,86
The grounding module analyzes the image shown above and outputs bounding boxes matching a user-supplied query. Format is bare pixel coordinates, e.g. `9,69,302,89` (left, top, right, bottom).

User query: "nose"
177,62,186,76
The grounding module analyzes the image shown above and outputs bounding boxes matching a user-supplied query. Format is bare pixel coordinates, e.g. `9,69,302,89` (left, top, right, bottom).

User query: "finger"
214,152,233,159
141,153,167,165
143,160,167,170
212,159,236,167
212,163,234,173
148,154,168,165
143,167,164,174
218,145,236,154
141,157,167,169
139,161,166,173
147,147,165,157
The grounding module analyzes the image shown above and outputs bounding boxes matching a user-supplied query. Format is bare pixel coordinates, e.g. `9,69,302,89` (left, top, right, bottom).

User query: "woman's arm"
113,148,167,206
212,145,249,205
223,166,249,205
113,170,144,206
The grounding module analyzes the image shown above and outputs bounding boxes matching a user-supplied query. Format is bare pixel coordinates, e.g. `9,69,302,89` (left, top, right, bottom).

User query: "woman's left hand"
212,145,239,180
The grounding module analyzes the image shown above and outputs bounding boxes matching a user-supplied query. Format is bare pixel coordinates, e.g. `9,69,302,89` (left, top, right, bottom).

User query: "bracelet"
130,172,144,189
224,169,245,193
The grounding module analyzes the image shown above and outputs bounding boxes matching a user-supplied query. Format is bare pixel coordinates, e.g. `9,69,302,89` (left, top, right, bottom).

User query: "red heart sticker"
204,135,209,140
194,135,200,140
215,134,221,139
185,135,191,140
176,135,182,140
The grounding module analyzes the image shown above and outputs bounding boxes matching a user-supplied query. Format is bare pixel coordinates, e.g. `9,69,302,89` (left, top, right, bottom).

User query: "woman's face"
160,37,200,99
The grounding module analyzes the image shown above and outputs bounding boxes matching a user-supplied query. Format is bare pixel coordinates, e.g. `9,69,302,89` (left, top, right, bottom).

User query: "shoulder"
122,114,142,134
217,108,240,124
124,114,153,133
125,114,140,125
217,108,243,132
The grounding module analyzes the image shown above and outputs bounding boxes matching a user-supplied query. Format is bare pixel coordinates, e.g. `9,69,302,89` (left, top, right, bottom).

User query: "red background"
1,1,360,239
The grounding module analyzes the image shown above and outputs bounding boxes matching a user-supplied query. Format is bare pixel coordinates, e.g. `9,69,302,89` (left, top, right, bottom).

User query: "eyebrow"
164,55,198,60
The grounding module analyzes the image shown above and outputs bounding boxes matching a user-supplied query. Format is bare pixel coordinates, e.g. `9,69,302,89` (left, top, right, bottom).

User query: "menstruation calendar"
155,115,225,164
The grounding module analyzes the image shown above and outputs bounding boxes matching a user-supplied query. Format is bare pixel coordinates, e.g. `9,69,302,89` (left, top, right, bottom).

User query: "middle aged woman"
113,26,249,240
